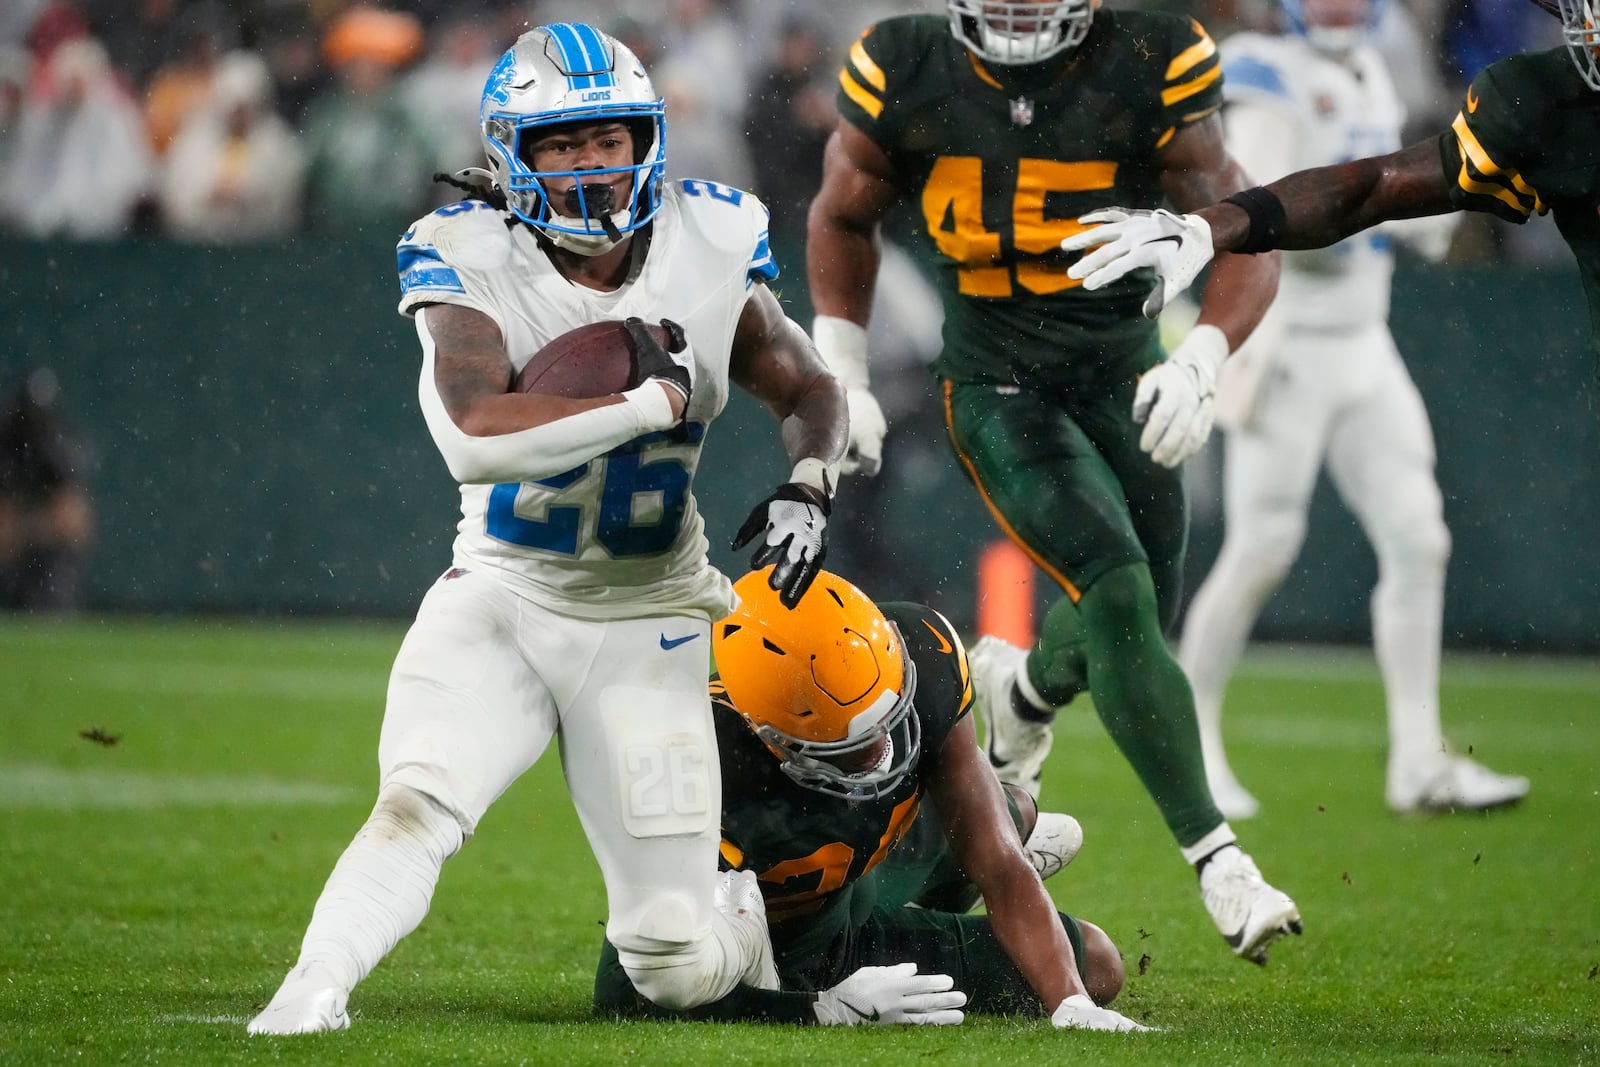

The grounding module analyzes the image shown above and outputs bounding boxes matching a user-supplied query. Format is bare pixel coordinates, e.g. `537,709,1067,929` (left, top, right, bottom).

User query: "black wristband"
1221,187,1288,254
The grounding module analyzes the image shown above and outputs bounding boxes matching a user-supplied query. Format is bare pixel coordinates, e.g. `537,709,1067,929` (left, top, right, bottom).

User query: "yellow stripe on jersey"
1156,126,1176,149
849,39,886,91
839,67,883,119
967,51,1005,89
1450,112,1542,217
719,839,744,868
1162,64,1222,107
1166,20,1217,80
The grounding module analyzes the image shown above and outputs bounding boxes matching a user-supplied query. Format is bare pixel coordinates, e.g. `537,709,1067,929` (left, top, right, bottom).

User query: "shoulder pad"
404,200,515,273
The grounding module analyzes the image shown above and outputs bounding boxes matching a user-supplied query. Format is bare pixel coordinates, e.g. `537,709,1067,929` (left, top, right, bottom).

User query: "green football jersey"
711,601,972,963
836,11,1224,386
1440,48,1600,355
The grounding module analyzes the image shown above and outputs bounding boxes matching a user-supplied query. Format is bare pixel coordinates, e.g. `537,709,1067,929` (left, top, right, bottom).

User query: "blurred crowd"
0,0,1566,257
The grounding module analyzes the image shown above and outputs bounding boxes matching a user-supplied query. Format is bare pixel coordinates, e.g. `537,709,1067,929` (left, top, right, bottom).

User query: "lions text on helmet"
479,23,666,255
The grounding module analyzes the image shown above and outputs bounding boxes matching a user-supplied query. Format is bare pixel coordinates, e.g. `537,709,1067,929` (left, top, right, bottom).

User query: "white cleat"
970,636,1053,798
714,868,780,991
247,981,350,1035
1199,846,1302,965
1024,811,1084,880
1387,753,1529,815
1207,770,1261,821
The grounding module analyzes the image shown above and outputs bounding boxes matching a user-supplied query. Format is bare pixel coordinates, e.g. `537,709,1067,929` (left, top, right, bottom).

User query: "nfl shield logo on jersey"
1010,96,1035,127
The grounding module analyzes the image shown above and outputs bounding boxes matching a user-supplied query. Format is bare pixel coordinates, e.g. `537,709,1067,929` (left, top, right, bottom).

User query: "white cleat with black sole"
1199,845,1302,965
970,636,1053,798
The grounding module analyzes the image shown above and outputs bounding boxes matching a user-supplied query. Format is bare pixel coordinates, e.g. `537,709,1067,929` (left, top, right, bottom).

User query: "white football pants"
1179,321,1452,792
277,567,764,1011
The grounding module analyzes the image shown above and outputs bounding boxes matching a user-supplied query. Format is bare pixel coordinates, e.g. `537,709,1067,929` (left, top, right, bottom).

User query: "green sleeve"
1159,16,1225,134
593,937,820,1025
1439,58,1543,224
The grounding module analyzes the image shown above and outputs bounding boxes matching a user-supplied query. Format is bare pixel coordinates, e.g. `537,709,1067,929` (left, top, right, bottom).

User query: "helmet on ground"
478,23,666,252
947,0,1099,66
714,569,920,800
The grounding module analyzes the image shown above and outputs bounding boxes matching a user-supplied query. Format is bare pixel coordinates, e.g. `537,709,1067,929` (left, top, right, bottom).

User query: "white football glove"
1134,324,1229,468
1062,208,1216,317
813,963,967,1026
1051,994,1155,1033
812,315,888,476
731,458,835,608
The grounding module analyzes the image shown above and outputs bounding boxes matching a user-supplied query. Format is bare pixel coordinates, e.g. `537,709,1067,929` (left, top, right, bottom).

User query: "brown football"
511,320,671,398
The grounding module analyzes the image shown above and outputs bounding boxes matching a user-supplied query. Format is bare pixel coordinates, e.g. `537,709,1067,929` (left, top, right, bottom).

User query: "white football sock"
279,784,464,995
1373,550,1447,768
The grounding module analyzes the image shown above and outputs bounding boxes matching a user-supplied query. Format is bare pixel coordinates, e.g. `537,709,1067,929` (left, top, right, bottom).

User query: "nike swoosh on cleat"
659,633,700,650
1222,929,1246,948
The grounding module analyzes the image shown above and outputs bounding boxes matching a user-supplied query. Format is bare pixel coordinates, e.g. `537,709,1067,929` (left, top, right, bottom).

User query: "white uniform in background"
1177,20,1528,817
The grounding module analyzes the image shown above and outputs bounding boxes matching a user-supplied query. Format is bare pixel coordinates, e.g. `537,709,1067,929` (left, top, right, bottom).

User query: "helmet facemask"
947,0,1097,66
756,647,922,801
479,24,666,255
1555,0,1600,90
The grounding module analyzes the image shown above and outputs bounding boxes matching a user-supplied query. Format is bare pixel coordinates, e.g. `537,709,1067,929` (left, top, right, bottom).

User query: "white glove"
1051,993,1155,1033
841,388,887,476
1063,208,1216,317
813,963,967,1026
1134,324,1229,468
731,459,834,608
812,315,888,476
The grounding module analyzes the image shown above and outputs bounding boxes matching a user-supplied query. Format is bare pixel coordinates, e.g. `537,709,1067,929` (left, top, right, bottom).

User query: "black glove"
625,317,692,405
731,482,831,608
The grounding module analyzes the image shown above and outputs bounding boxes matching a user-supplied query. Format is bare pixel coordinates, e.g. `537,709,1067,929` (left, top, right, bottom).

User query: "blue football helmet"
947,0,1099,66
478,23,666,251
1280,0,1385,54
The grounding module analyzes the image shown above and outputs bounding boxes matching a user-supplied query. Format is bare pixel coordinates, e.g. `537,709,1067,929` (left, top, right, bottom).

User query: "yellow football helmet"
714,569,920,799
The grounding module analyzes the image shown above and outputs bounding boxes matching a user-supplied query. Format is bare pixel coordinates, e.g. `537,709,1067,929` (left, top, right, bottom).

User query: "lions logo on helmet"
947,0,1101,66
714,569,921,800
478,23,666,254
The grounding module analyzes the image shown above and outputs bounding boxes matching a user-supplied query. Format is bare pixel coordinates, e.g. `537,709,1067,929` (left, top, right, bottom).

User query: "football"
512,319,672,399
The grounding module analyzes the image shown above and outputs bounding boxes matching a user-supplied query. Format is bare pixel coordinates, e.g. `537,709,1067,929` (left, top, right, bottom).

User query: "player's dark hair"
433,171,526,230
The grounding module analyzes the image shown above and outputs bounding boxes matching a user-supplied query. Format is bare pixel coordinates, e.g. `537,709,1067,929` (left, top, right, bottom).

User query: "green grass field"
2,617,1596,1065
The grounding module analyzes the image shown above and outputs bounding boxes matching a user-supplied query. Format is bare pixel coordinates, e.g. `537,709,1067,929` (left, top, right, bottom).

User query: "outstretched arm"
1065,139,1453,299
926,715,1145,1031
1200,139,1454,253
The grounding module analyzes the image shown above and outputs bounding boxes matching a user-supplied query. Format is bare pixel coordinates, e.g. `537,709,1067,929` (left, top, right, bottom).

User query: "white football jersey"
395,180,779,621
1221,33,1405,330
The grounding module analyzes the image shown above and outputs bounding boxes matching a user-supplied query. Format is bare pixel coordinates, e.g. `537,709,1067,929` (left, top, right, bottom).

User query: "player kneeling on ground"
593,569,1150,1032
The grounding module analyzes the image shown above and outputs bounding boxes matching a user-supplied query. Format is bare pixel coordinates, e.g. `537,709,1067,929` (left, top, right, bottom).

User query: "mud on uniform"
593,602,1086,1022
835,12,1224,612
1441,47,1600,360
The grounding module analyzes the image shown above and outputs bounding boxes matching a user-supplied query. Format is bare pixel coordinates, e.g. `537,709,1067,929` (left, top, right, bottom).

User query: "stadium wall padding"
1,234,1595,651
